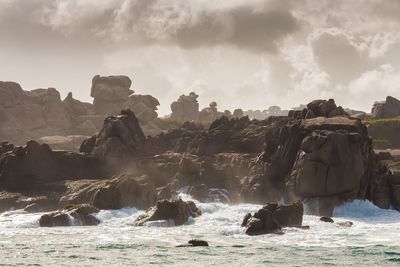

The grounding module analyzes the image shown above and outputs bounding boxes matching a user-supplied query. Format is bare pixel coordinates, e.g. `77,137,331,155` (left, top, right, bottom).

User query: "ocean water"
1,197,400,266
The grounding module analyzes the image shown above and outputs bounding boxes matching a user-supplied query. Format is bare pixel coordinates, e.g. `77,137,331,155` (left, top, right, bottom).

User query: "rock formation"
372,96,400,118
0,140,108,192
134,199,201,226
242,201,304,235
39,204,100,227
170,92,200,122
59,173,157,210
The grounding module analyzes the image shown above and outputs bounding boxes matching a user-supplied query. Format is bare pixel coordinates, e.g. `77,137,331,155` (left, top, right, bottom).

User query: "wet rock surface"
39,204,100,227
177,240,209,247
134,199,201,226
242,201,304,235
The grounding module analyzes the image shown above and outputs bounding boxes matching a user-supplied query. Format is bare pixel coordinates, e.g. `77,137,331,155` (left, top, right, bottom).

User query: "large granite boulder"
125,95,159,124
59,174,157,210
89,109,147,161
91,75,133,115
0,140,108,192
170,92,199,122
186,116,271,155
241,109,379,215
289,99,348,119
242,201,304,235
39,204,100,227
134,199,201,226
372,96,400,118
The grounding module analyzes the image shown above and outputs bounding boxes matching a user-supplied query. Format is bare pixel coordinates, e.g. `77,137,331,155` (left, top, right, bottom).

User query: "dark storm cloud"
0,0,301,53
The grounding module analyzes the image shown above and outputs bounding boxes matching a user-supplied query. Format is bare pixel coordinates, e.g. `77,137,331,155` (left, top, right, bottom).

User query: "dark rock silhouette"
372,96,400,118
242,201,303,235
39,204,100,227
134,199,201,226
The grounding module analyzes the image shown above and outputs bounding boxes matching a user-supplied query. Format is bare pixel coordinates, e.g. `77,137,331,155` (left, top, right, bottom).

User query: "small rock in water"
176,240,209,247
337,221,353,227
320,216,334,223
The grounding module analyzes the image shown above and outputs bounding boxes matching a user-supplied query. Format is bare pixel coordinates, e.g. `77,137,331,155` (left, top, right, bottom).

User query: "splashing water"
0,200,399,266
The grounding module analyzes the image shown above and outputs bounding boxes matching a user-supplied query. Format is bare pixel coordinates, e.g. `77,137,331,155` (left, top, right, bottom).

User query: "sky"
1,0,400,115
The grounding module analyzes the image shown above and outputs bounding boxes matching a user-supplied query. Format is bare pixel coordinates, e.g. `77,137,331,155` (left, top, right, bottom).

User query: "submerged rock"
39,204,100,227
134,199,201,226
177,240,209,247
320,216,334,223
242,201,304,235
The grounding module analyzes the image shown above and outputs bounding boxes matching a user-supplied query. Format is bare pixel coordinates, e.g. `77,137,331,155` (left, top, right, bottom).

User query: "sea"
1,193,400,266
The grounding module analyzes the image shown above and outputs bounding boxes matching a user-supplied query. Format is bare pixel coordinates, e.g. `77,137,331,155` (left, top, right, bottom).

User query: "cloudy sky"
1,0,400,115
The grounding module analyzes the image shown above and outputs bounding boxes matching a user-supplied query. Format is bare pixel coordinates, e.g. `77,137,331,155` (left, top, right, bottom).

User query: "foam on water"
1,199,400,266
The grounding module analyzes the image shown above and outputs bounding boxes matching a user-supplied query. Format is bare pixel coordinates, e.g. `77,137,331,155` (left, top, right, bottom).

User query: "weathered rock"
0,82,75,144
59,173,157,210
134,199,201,226
39,204,100,227
125,95,160,124
91,75,133,115
320,216,334,223
0,140,108,192
90,109,147,161
372,96,400,118
241,113,377,215
289,99,348,119
177,240,209,247
0,191,57,213
92,174,157,210
243,201,303,235
170,92,199,122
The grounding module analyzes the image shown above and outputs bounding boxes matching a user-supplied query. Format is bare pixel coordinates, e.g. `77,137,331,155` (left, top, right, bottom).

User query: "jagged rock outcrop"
39,204,100,227
134,199,201,226
372,96,400,118
59,173,157,210
0,82,70,144
186,116,272,155
289,99,348,119
241,99,386,216
0,140,108,192
0,191,57,213
242,201,304,235
87,109,147,161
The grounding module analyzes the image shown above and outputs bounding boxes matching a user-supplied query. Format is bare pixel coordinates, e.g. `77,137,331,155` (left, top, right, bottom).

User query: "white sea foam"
0,199,399,266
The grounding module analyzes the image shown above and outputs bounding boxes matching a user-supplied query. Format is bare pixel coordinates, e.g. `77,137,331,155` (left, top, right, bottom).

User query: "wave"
333,200,400,223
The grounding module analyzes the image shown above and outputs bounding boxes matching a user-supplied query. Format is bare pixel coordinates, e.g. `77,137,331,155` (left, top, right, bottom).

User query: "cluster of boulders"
242,201,304,235
0,75,162,148
372,96,400,118
170,93,244,123
0,81,93,146
134,199,201,226
288,99,348,119
0,96,399,231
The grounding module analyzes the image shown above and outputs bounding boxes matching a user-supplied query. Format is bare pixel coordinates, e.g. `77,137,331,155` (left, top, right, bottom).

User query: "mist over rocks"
0,93,399,219
0,76,162,147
